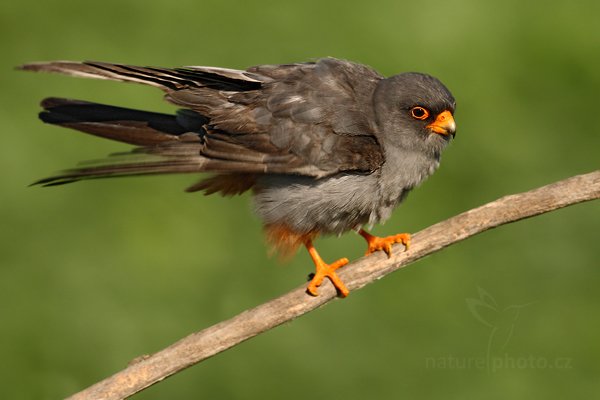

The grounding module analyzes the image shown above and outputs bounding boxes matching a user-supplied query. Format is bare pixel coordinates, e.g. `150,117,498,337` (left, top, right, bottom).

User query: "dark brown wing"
31,98,320,187
167,58,385,172
21,58,384,186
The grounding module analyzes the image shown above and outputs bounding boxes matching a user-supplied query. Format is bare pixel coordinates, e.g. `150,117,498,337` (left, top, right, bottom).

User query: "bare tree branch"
66,170,599,400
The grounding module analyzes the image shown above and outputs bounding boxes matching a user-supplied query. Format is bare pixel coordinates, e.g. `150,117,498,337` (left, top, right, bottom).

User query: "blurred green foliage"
1,0,599,398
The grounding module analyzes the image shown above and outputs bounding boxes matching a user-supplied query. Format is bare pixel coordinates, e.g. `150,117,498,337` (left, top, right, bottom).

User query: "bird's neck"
376,145,441,212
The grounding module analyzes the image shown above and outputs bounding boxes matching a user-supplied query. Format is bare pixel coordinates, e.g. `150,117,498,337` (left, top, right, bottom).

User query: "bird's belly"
253,173,382,235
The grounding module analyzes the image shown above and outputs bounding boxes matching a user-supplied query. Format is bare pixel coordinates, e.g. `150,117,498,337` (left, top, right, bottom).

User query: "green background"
1,0,599,398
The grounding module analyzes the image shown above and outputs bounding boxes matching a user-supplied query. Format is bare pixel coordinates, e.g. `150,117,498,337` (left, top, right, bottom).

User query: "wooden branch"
67,170,599,400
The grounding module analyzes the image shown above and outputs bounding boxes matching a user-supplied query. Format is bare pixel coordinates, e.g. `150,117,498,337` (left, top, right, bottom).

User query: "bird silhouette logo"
466,287,534,371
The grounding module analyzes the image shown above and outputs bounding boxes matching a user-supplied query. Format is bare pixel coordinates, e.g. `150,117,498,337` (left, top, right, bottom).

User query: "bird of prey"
20,57,456,297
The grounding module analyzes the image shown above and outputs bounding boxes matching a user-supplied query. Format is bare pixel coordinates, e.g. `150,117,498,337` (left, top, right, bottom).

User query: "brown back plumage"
21,58,385,192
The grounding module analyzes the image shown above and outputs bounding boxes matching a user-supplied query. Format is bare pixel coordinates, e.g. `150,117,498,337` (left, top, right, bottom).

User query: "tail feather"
30,152,299,187
31,97,213,185
30,96,317,187
39,97,207,146
32,155,209,187
18,61,264,92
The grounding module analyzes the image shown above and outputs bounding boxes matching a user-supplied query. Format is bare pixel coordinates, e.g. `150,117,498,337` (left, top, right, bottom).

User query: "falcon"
20,58,456,297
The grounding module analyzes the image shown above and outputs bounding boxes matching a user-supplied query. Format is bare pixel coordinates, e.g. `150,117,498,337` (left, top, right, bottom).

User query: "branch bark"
67,170,600,400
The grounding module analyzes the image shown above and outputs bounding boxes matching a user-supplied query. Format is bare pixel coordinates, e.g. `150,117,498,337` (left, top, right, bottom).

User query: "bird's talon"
402,236,410,250
360,230,411,257
306,284,319,297
305,241,350,297
384,245,392,257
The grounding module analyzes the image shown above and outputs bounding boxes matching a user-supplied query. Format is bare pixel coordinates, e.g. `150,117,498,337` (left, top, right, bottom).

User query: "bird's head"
373,72,456,154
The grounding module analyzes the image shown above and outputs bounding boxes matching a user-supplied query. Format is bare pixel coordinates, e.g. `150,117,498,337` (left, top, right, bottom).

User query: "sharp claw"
306,284,319,297
383,244,392,257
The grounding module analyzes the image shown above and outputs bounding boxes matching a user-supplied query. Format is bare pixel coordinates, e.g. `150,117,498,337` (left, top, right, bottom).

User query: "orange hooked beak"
427,110,456,138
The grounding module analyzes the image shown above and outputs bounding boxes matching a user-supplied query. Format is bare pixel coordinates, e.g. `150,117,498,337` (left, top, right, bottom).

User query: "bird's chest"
253,173,382,235
373,150,440,222
253,150,439,234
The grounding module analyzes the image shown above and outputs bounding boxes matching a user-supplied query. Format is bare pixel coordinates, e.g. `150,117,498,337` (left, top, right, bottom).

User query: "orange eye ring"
410,106,430,120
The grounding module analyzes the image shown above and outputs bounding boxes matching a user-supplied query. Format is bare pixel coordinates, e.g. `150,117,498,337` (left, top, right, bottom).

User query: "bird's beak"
427,110,456,138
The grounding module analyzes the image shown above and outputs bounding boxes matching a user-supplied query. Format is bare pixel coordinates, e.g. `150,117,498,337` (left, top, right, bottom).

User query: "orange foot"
305,240,349,297
359,229,411,257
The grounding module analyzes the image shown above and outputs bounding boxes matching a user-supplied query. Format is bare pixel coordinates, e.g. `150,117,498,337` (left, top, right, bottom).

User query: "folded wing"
22,58,384,189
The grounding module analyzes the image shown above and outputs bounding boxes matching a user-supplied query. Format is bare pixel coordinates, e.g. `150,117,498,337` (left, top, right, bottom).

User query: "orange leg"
359,229,410,257
304,240,349,297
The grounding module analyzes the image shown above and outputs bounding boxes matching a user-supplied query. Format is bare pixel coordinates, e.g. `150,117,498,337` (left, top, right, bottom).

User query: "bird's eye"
410,106,430,120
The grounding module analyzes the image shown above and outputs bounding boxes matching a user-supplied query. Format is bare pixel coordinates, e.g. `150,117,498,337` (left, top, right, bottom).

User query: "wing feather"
22,58,386,189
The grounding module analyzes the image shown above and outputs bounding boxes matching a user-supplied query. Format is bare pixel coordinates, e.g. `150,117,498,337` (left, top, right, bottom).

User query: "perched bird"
20,58,456,297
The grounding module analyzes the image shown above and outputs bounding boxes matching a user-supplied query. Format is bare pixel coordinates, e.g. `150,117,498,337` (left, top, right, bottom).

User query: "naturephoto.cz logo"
425,287,573,373
425,354,573,373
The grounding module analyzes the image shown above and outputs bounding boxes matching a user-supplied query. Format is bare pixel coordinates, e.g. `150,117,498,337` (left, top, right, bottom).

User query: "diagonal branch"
67,170,600,400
